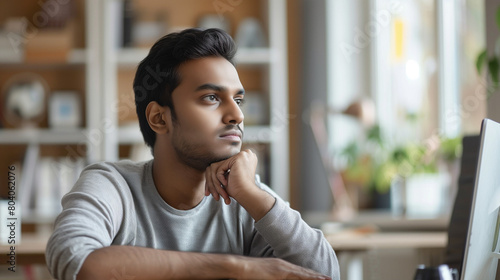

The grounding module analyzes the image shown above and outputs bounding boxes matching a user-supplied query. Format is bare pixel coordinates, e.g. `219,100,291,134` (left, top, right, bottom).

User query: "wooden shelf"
0,128,88,144
0,49,87,66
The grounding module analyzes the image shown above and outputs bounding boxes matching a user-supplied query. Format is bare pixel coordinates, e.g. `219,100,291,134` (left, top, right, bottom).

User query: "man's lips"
219,130,242,140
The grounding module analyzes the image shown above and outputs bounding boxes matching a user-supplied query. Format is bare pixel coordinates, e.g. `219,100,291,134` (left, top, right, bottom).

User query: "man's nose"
222,100,244,125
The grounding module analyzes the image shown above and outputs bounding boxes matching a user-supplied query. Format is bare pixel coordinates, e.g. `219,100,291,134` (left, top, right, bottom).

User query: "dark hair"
133,28,237,151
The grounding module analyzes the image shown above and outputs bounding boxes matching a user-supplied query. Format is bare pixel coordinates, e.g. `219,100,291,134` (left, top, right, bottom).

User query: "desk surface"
302,210,450,232
302,210,448,251
0,233,50,255
325,231,447,250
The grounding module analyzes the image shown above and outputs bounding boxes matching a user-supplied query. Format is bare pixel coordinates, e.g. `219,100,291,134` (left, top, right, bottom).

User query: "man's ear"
145,101,172,134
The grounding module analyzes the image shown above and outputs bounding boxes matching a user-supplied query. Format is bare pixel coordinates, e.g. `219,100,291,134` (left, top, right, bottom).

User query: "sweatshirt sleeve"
252,184,340,279
45,163,132,280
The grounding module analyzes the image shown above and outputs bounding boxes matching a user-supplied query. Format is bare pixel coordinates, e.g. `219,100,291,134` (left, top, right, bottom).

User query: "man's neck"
151,149,206,210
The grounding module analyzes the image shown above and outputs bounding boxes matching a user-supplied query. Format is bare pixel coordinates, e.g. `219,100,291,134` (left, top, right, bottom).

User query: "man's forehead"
177,57,242,90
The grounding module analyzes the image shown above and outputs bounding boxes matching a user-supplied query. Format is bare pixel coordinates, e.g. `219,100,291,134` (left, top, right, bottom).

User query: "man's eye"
235,98,245,106
203,95,218,102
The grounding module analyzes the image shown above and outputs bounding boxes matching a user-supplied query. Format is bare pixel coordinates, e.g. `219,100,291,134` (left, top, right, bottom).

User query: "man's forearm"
77,245,330,280
77,245,241,280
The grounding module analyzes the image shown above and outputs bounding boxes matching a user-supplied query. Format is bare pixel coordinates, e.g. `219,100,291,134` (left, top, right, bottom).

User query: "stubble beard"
172,135,238,171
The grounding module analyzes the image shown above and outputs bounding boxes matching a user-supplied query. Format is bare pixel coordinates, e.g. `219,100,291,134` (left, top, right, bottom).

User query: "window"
326,0,486,207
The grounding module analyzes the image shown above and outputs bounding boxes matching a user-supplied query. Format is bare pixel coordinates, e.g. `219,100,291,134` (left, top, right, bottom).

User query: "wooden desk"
302,210,450,232
0,233,50,265
305,211,449,280
326,231,447,251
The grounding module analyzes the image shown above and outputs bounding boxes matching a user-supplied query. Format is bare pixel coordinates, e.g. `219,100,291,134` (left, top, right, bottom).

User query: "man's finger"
212,172,229,204
217,169,228,187
217,183,231,205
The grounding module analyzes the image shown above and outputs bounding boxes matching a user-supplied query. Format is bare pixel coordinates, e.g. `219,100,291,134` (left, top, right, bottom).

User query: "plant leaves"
476,49,487,74
496,6,500,31
489,57,500,88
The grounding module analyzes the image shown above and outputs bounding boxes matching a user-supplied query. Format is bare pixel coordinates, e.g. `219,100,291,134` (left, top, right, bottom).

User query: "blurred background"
0,0,498,279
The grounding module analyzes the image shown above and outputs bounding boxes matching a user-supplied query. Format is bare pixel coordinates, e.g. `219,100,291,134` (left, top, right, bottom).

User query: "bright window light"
405,60,420,80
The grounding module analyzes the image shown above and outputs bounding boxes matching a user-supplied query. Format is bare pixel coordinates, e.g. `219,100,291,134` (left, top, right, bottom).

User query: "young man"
46,28,340,280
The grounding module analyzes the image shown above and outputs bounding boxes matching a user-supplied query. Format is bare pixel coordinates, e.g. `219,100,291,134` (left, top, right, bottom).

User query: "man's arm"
205,150,340,279
77,245,330,280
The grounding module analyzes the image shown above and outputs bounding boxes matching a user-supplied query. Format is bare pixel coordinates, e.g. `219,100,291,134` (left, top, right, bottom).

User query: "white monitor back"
461,119,500,280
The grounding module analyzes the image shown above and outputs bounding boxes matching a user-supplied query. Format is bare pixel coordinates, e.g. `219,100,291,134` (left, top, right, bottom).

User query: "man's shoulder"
83,159,152,177
76,159,152,193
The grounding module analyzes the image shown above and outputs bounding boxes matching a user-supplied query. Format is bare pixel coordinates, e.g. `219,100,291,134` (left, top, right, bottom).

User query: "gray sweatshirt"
46,160,340,280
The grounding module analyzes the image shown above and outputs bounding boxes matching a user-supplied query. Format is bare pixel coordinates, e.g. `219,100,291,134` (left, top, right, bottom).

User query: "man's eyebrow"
195,83,245,95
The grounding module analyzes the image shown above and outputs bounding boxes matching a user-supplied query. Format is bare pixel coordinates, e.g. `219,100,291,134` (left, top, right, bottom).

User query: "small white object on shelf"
198,14,231,33
235,17,267,48
2,73,48,128
49,91,82,129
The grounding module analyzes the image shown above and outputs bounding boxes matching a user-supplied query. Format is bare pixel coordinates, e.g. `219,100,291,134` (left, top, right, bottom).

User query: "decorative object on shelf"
1,73,48,128
240,91,268,125
48,91,82,129
390,170,448,219
235,18,267,48
132,13,167,48
40,0,75,28
24,21,75,63
333,98,376,127
198,14,231,34
23,0,75,63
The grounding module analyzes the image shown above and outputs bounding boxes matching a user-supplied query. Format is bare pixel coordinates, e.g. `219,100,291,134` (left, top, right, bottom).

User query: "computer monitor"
461,118,500,280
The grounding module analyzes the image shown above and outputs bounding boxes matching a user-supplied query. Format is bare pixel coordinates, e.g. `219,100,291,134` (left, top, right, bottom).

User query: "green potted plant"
476,6,500,94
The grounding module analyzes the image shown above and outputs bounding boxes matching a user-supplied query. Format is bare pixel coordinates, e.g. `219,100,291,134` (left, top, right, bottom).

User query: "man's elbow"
76,251,104,280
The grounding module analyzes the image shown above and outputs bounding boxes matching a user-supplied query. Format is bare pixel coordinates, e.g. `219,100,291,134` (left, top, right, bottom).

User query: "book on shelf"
18,143,39,218
16,144,85,222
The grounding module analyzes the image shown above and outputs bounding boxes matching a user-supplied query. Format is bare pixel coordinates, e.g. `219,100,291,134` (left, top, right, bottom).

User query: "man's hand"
233,256,332,280
205,149,275,221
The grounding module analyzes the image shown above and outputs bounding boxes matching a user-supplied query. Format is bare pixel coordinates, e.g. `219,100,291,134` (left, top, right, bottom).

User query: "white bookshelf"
0,0,289,204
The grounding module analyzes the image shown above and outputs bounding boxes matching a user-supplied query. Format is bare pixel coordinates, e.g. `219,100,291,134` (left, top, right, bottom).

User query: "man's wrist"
236,185,276,222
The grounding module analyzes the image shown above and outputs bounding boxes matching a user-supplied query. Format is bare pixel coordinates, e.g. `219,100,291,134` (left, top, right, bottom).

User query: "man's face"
168,56,245,171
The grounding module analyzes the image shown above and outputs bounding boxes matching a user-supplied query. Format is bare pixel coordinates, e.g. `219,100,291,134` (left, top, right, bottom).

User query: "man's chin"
210,148,241,164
